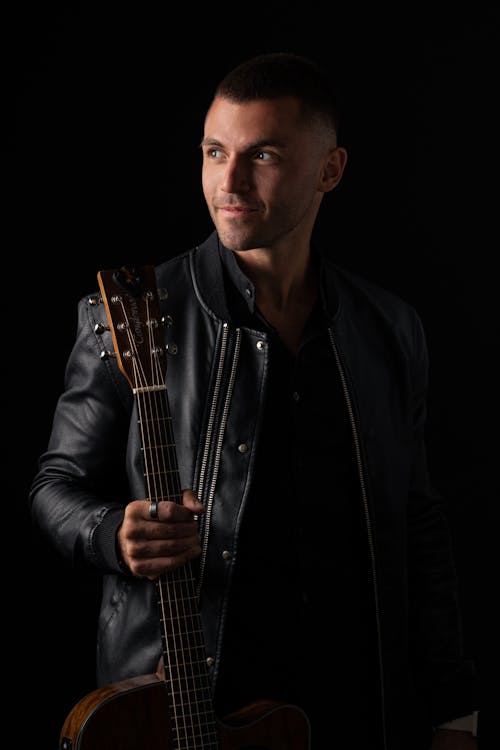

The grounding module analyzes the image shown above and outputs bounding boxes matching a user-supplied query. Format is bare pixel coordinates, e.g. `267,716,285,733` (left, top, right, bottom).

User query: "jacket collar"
191,231,232,320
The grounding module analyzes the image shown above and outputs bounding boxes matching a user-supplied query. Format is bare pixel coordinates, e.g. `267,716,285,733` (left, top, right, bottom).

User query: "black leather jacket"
29,231,477,747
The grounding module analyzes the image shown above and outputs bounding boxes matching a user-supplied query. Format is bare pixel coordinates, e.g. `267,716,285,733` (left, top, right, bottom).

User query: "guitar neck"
137,387,219,747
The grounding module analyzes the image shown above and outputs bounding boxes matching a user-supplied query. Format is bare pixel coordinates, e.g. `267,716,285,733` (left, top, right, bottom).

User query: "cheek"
201,166,216,199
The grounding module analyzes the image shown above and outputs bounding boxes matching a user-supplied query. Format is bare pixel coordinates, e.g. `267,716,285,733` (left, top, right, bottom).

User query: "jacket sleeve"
406,308,479,725
29,294,134,573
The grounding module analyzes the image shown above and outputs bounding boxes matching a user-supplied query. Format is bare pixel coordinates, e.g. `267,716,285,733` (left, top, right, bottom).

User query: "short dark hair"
214,52,342,137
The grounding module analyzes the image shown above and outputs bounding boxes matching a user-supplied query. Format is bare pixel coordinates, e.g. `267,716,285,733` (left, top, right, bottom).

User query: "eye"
256,151,273,161
207,148,223,159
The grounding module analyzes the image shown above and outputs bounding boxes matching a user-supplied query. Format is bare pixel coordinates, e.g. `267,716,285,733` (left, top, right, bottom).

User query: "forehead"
203,96,306,147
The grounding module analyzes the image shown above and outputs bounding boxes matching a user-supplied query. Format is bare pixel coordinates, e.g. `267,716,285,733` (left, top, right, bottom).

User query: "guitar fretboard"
139,387,219,748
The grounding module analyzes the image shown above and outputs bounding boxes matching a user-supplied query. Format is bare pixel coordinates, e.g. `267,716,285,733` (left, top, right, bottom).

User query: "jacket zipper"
196,323,241,596
328,327,388,750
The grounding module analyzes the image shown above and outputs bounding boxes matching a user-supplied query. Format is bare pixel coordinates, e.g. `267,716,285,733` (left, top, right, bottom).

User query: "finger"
155,499,203,523
182,489,205,514
128,534,201,561
135,516,200,542
130,540,203,580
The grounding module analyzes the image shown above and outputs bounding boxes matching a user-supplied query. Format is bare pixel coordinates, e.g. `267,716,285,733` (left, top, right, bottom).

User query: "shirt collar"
218,242,257,314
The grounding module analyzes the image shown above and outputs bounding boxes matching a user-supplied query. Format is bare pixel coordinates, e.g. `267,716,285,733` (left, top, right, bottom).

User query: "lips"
217,205,257,212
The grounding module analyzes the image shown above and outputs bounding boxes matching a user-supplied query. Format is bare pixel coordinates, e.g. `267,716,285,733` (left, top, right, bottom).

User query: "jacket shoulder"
330,261,414,312
327,260,423,329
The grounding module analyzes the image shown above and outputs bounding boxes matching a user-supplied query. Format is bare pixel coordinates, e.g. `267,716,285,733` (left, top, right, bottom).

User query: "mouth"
215,204,259,216
217,208,259,223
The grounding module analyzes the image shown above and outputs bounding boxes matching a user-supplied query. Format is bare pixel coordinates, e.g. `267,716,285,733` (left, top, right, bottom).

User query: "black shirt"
215,244,380,746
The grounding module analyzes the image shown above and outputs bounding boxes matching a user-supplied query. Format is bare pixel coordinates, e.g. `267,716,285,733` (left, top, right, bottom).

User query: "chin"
216,228,257,253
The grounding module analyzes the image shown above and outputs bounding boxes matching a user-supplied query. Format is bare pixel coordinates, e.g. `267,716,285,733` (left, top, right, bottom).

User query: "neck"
233,243,319,355
233,243,316,312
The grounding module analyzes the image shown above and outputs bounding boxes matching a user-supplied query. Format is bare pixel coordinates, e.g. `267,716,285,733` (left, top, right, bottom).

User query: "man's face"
201,96,335,253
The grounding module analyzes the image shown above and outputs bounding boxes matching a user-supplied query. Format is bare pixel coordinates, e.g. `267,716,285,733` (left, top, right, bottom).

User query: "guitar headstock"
97,265,166,391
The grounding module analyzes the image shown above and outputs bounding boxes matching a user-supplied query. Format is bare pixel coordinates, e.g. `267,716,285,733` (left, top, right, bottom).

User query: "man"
30,52,479,748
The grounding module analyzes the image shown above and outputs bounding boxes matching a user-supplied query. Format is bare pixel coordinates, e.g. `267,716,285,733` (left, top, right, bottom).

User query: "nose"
220,156,251,193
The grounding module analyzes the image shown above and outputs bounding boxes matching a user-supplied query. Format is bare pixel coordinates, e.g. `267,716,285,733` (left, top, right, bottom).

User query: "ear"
319,147,348,193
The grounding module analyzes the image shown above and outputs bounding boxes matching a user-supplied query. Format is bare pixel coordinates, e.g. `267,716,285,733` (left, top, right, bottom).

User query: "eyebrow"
200,137,288,151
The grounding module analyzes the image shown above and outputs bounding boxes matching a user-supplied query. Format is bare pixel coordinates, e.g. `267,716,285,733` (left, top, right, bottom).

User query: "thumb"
182,488,205,514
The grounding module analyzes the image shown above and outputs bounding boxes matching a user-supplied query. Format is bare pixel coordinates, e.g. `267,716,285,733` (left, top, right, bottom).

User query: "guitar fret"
168,668,210,679
173,732,219,750
162,637,207,658
148,493,183,504
163,645,207,660
168,684,213,700
139,414,173,423
142,441,177,449
144,469,181,477
160,613,203,627
141,431,176,446
169,712,217,727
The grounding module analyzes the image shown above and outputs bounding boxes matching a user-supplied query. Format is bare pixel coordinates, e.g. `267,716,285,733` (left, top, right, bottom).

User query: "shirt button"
245,287,252,297
256,340,265,350
222,550,232,561
206,656,215,667
292,391,300,402
238,442,248,453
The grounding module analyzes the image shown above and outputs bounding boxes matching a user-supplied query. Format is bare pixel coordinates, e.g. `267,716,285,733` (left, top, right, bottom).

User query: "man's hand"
430,729,478,749
117,489,205,579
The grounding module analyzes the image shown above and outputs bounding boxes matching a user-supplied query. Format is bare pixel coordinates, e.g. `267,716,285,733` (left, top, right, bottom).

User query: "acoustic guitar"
59,265,311,749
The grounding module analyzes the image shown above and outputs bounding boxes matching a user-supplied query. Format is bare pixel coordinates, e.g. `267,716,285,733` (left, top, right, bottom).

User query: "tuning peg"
100,350,116,360
94,322,110,334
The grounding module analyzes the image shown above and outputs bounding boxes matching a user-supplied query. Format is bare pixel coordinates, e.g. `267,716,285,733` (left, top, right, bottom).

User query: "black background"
4,4,499,748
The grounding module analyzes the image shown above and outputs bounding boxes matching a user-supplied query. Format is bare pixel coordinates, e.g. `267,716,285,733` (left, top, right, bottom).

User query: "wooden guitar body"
60,674,311,749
